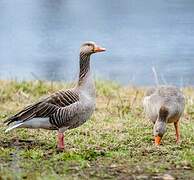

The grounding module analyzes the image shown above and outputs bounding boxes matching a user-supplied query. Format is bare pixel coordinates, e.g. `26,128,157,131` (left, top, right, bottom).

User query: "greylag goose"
143,85,185,145
4,41,106,150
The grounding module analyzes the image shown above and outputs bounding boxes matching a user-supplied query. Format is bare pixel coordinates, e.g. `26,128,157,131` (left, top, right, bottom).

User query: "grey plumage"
143,85,185,144
4,42,105,134
143,85,185,124
5,90,79,125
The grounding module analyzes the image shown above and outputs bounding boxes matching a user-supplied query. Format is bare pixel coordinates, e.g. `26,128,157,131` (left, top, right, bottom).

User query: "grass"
0,80,193,179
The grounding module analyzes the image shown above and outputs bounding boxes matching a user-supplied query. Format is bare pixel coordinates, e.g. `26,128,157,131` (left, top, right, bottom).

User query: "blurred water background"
0,0,194,86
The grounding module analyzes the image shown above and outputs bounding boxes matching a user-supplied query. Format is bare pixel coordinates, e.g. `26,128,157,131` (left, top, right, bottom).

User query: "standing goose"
143,85,185,145
4,41,106,150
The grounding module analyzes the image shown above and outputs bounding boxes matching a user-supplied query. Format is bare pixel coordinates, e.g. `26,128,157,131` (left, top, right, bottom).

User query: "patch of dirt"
0,139,45,149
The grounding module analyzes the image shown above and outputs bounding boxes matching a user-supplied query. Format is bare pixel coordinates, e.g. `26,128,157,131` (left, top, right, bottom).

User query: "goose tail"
5,122,24,133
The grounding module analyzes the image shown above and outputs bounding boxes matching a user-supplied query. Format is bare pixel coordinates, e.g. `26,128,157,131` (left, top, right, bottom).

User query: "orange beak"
94,45,106,53
155,136,162,145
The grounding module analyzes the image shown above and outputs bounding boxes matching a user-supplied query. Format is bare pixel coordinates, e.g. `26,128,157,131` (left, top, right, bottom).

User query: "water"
0,0,194,86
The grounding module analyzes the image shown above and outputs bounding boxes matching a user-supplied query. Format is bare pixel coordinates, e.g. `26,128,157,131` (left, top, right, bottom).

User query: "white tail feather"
5,122,24,133
5,118,52,132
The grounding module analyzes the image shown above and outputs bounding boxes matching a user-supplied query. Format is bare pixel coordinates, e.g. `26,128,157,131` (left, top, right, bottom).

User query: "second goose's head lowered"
154,106,169,145
80,41,106,55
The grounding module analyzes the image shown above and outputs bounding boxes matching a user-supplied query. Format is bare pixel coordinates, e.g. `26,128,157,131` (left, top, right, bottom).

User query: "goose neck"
78,52,92,86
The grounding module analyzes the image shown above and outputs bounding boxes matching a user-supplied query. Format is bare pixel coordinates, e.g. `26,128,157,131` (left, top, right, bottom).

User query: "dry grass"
0,80,193,179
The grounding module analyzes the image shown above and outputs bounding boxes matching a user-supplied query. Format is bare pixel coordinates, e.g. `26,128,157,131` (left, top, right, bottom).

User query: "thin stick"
152,66,159,86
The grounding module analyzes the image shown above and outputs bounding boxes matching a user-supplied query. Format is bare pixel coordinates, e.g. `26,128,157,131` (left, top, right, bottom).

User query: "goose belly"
69,102,95,129
167,104,184,123
167,113,181,123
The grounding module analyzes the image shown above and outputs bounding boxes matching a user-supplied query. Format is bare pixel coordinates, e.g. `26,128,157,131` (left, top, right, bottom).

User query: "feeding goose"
143,85,185,145
4,41,106,150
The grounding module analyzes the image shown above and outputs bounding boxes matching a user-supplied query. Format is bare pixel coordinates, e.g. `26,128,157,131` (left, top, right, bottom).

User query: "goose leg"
57,132,64,150
174,121,180,143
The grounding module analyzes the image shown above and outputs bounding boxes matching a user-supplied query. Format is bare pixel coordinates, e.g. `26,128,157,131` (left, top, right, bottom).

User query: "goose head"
154,121,167,145
80,41,106,55
154,106,168,145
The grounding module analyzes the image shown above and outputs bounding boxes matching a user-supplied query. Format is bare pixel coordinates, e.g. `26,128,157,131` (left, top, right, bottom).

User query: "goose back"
143,85,185,123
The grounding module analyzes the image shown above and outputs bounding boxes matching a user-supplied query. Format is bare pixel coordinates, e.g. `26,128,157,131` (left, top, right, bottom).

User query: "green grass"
0,80,193,179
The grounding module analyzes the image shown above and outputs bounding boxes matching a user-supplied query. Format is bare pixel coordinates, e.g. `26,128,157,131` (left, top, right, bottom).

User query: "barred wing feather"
4,89,79,125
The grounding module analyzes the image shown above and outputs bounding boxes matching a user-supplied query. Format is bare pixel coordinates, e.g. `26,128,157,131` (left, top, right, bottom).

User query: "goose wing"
4,89,79,125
